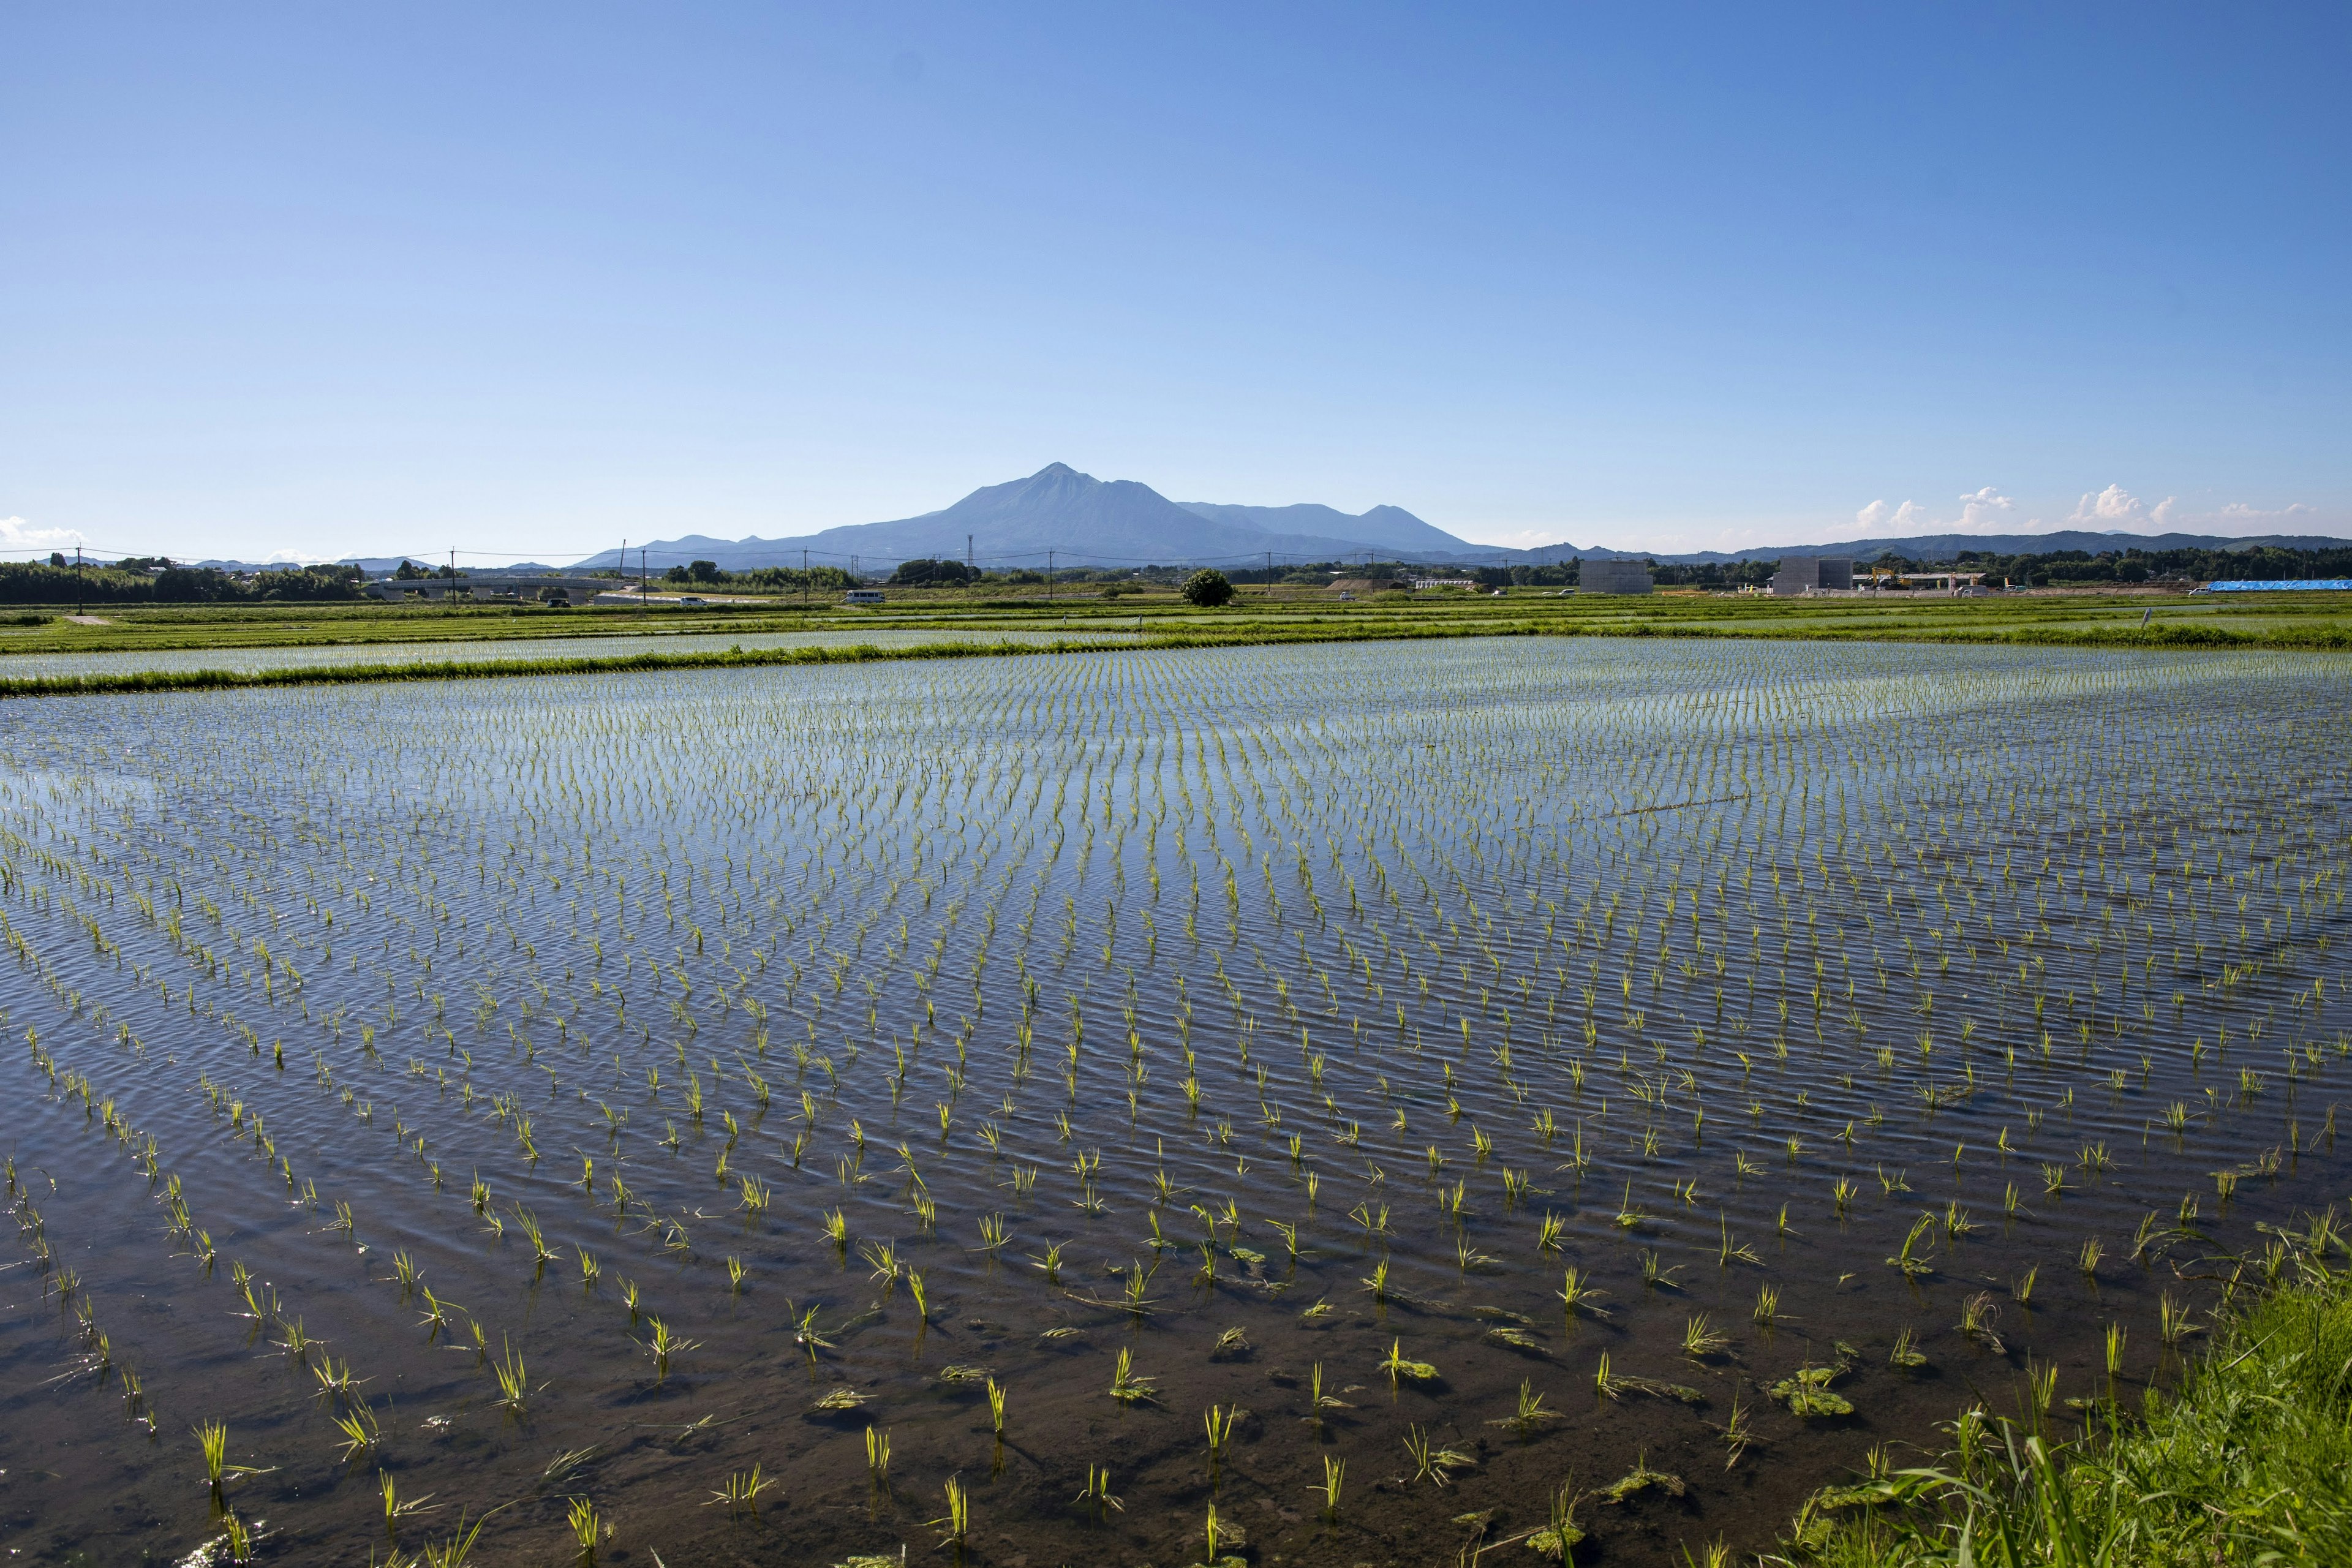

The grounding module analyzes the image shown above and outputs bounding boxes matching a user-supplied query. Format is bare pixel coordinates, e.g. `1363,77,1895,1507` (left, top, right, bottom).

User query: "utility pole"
641,547,649,614
1047,549,1055,602
77,545,84,617
802,548,809,611
967,533,974,578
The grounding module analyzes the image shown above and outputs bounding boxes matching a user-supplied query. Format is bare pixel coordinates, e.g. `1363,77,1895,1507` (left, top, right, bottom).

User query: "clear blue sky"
4,3,2345,562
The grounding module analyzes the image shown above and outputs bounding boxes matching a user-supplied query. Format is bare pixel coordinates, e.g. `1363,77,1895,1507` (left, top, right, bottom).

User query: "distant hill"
569,464,1490,572
549,466,2352,575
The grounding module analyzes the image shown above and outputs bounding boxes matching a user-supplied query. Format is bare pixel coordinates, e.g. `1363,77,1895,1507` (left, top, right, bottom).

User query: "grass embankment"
1775,1219,2352,1566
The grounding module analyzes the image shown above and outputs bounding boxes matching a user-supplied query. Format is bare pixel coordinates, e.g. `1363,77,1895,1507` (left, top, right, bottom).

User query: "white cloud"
1956,486,2015,529
2067,484,2179,527
0,516,87,554
2217,502,2314,522
1854,499,1929,533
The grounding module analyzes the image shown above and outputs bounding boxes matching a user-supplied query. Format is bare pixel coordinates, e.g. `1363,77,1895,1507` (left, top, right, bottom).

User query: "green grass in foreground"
1773,1214,2352,1567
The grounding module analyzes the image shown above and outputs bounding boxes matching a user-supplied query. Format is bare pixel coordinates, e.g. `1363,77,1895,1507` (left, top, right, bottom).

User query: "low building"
1580,560,1653,595
1770,557,1854,596
1329,577,1406,594
1412,577,1477,590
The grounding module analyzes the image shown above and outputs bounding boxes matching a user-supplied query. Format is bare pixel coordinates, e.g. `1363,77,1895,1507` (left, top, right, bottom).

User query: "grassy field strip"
2,609,2350,699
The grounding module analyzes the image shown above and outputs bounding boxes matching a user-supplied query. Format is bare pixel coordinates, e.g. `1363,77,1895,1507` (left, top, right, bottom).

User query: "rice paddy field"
2,635,2348,1567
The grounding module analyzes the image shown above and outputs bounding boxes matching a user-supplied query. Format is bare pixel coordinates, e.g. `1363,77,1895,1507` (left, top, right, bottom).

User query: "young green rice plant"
863,1425,891,1482
565,1494,601,1563
1752,1283,1781,1326
1556,1266,1611,1319
1108,1346,1158,1404
2160,1292,2201,1348
906,1269,929,1322
492,1336,530,1414
1379,1337,1440,1387
725,1255,747,1293
2079,1236,2106,1278
986,1376,1008,1435
1310,1455,1344,1523
1959,1292,2007,1354
1487,1377,1559,1434
1888,1212,1937,1278
380,1469,439,1540
927,1476,970,1548
1073,1461,1123,1517
1526,1476,1586,1558
1889,1325,1929,1369
706,1464,778,1517
1304,1361,1352,1421
1682,1313,1729,1359
1202,1401,1243,1461
1401,1423,1476,1487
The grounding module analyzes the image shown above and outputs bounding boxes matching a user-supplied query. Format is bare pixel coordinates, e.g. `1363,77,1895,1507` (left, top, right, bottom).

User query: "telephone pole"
77,545,85,618
802,548,809,611
1047,549,1055,602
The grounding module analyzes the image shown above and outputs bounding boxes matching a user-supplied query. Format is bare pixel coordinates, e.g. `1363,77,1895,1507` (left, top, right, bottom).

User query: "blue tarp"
2203,579,2352,592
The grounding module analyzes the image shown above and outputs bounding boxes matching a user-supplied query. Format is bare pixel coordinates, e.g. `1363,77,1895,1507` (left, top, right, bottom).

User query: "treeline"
1942,541,2352,585
659,560,858,590
0,560,364,605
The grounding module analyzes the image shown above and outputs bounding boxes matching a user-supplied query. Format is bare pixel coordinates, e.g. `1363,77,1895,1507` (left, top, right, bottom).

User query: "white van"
843,589,885,606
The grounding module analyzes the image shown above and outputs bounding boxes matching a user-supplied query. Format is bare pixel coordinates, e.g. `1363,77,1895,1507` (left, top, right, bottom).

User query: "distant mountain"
1174,500,1470,558
569,464,1489,572
563,466,2352,576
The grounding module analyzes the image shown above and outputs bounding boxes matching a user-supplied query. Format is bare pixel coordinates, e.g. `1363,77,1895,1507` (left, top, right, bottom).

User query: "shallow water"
2,636,2348,1567
0,624,1130,680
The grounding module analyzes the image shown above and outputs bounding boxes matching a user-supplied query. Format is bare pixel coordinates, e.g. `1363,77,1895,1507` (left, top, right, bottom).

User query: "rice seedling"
1379,1338,1441,1387
926,1476,970,1549
1401,1423,1476,1487
1959,1292,2008,1354
707,1464,778,1517
862,1425,891,1481
492,1338,530,1413
1310,1455,1345,1522
1525,1476,1586,1556
1556,1267,1611,1319
1682,1313,1729,1359
1108,1346,1157,1403
565,1494,603,1562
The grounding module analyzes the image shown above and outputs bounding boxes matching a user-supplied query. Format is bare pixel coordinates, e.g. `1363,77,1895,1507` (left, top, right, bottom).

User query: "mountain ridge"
534,466,2350,573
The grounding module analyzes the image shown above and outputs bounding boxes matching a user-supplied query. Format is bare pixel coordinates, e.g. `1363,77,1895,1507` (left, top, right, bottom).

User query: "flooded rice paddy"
0,625,1125,682
2,636,2348,1567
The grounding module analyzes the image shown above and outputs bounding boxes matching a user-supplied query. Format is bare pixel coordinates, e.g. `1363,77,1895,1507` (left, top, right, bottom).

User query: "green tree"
1181,568,1235,608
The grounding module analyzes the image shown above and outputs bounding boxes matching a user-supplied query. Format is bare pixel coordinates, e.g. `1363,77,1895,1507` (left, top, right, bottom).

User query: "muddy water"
1,637,2348,1568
